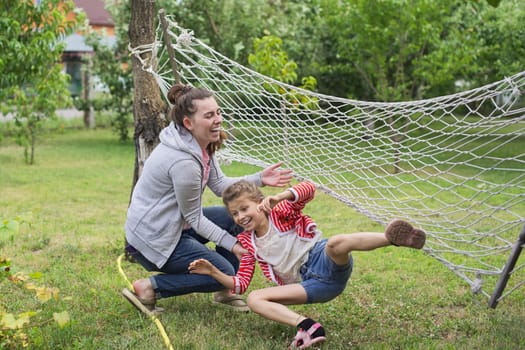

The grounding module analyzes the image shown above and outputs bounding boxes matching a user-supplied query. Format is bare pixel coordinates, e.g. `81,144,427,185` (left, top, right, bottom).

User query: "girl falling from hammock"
189,180,426,349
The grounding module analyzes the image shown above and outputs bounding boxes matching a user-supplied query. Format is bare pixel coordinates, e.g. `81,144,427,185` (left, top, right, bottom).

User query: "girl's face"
183,97,223,150
227,194,268,233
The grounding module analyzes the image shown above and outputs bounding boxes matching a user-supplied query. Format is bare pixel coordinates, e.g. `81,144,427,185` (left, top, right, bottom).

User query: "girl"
189,180,425,348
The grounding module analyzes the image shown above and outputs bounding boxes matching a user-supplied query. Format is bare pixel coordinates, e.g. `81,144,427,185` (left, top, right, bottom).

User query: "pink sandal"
385,219,426,249
289,322,326,349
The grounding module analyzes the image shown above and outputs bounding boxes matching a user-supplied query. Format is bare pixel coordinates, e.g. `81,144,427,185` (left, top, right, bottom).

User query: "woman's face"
183,97,223,150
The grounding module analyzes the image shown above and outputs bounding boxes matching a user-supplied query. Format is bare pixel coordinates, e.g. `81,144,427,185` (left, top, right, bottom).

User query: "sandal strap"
305,322,322,336
137,297,156,306
290,323,326,349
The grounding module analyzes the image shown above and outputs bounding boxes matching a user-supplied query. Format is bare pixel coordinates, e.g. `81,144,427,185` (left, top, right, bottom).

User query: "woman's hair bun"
167,83,191,104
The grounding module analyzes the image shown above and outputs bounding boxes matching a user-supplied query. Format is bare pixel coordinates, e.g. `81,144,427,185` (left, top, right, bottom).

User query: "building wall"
62,0,115,97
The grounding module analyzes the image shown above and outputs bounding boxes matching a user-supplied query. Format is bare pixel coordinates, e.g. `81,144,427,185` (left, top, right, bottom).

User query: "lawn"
1,126,524,349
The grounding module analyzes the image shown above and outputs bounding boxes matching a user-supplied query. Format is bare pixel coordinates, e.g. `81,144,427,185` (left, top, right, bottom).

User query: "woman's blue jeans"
130,206,243,299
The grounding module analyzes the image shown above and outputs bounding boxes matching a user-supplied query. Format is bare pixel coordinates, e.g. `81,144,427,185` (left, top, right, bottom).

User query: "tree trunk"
129,0,168,195
82,56,95,129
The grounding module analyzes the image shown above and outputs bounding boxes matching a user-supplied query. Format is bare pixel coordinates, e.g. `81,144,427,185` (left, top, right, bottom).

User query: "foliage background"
142,0,524,101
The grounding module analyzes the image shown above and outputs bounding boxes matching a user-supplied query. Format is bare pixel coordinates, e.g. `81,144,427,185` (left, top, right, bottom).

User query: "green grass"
1,127,524,349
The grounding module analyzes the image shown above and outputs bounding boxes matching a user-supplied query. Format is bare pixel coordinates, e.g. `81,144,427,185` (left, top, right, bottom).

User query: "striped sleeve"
271,182,317,238
232,232,257,294
232,252,256,294
287,182,316,209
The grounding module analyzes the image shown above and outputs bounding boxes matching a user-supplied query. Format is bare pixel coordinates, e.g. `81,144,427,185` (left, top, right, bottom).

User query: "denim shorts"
300,239,353,304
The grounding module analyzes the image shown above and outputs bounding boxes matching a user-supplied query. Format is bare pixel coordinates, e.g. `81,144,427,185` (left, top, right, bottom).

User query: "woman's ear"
182,116,193,130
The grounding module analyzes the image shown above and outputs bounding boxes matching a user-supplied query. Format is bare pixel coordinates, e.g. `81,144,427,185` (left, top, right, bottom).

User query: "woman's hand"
232,242,248,260
261,162,293,187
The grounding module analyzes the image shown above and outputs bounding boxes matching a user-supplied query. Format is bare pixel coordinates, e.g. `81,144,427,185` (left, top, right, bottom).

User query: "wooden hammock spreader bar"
159,9,180,84
489,223,525,308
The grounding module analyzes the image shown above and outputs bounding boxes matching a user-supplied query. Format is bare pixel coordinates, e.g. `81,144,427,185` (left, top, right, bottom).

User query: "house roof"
74,0,114,27
62,0,115,53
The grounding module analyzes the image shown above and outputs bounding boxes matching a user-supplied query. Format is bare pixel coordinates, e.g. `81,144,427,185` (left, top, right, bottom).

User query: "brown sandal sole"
385,220,426,249
122,288,164,316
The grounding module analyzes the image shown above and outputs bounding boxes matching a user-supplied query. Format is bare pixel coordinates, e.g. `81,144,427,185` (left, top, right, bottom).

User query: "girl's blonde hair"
222,180,264,210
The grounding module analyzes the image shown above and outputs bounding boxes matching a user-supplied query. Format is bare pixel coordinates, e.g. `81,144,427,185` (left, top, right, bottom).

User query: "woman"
122,83,293,315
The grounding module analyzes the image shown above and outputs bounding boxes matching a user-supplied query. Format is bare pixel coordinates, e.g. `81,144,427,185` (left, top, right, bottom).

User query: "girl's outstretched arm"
188,258,235,290
258,188,295,213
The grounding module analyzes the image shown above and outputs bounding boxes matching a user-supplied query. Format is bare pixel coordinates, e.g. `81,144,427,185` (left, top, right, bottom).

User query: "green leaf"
29,271,43,279
5,219,20,233
487,0,501,7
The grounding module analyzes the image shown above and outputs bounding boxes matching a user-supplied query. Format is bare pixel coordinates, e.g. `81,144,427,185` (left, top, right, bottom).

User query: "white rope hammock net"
130,15,525,305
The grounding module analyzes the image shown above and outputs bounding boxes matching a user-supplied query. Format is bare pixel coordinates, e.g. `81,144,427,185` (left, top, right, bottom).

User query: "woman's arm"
171,158,238,251
207,159,293,197
206,157,263,196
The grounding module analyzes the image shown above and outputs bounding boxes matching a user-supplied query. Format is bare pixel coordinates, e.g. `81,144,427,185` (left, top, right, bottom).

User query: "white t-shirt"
254,222,320,284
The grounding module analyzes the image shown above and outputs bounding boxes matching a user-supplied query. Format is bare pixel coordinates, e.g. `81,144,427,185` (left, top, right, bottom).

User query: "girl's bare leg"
326,232,389,265
247,284,308,326
326,220,426,265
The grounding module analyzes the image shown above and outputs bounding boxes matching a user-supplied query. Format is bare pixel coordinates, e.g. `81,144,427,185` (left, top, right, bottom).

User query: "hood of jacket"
159,122,204,163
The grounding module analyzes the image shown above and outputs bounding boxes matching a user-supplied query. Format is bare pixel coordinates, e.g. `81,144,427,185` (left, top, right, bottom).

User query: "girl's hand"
188,258,215,275
257,189,294,213
257,195,280,213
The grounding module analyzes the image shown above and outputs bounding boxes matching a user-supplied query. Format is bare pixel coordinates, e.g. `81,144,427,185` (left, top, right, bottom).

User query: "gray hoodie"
125,122,262,268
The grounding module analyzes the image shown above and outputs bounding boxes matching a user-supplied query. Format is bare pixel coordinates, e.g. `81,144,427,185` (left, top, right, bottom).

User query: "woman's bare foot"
133,278,155,302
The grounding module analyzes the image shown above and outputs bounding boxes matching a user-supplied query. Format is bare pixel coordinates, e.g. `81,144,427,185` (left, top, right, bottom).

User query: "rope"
127,12,525,305
117,254,175,350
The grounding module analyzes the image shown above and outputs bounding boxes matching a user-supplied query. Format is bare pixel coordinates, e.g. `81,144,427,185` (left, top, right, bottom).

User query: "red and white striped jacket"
231,182,319,295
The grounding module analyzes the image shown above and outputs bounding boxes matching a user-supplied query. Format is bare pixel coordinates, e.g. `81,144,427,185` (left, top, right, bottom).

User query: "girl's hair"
222,180,264,209
167,83,227,154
